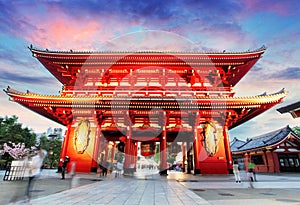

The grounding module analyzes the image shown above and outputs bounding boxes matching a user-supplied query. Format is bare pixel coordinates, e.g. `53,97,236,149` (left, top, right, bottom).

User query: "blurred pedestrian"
26,149,47,201
233,161,241,183
248,160,256,182
115,159,123,177
99,161,108,177
70,161,78,188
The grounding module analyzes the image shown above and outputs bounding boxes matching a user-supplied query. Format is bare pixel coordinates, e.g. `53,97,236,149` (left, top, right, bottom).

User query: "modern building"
231,125,300,173
47,127,64,140
4,46,286,174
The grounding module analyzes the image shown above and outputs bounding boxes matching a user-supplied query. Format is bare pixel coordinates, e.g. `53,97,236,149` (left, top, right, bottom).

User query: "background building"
231,125,300,173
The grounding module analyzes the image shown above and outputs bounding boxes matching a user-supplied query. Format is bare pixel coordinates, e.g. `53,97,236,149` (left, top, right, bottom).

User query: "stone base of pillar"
159,170,168,176
123,168,135,176
90,167,98,173
194,169,201,175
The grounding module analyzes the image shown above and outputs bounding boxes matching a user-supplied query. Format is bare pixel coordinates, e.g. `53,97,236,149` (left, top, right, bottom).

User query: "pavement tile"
2,170,300,205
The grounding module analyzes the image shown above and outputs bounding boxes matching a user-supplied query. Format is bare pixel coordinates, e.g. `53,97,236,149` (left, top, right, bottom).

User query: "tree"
39,134,62,168
293,126,300,136
1,141,37,159
0,116,37,163
0,116,36,146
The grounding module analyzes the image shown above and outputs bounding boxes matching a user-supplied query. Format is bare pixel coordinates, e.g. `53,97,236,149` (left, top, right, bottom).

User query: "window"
278,154,300,172
280,159,284,167
251,155,264,165
289,158,295,167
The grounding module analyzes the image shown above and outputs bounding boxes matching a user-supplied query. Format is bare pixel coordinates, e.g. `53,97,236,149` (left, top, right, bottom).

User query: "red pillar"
134,142,138,169
182,142,186,172
223,126,233,173
58,124,71,171
124,126,132,174
159,126,168,175
104,141,109,162
130,141,137,171
272,152,280,173
193,126,201,174
91,127,101,172
110,142,116,164
244,153,250,171
59,124,71,164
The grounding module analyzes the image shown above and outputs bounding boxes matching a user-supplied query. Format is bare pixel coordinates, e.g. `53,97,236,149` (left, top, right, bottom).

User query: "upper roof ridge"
28,45,267,55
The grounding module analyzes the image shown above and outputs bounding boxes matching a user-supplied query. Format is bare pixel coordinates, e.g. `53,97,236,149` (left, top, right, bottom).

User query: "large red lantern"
141,142,156,156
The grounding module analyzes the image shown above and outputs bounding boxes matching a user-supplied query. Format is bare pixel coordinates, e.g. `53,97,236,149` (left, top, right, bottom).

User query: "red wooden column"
130,141,137,172
223,126,233,173
134,142,138,170
193,113,201,174
244,153,250,171
159,125,168,175
272,152,280,173
124,126,132,174
110,142,116,165
193,127,201,174
182,142,186,172
103,141,109,162
58,123,71,171
91,127,102,172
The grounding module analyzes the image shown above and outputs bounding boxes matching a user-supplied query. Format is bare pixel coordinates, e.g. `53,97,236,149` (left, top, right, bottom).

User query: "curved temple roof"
277,101,300,118
4,45,285,131
29,45,266,55
4,86,286,129
231,125,300,153
28,46,266,88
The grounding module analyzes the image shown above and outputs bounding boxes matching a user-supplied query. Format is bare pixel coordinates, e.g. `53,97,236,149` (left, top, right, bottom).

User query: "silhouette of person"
61,156,70,179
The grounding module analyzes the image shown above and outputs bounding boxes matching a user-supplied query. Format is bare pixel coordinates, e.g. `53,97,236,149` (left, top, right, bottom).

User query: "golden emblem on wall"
74,119,91,154
202,121,221,156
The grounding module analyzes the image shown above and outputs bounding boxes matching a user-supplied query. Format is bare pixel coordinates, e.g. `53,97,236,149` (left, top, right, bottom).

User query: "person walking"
233,161,241,183
26,149,47,201
61,156,70,179
115,159,123,177
99,161,108,177
248,160,256,182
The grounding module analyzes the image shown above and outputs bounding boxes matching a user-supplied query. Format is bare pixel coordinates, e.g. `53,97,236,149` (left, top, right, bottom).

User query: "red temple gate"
4,45,286,174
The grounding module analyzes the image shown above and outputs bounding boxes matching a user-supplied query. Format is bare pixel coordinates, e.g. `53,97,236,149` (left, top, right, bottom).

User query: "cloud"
100,30,201,51
0,70,54,85
250,64,264,72
270,67,300,79
244,0,300,16
0,0,249,51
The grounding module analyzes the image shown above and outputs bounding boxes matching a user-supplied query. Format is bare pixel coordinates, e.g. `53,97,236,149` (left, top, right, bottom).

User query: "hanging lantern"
141,142,156,156
119,136,126,142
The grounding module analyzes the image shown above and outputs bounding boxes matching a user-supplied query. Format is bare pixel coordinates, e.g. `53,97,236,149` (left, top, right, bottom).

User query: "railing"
3,160,26,181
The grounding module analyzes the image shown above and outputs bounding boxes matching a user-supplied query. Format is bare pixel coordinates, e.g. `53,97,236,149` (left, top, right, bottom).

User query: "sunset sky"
0,0,299,141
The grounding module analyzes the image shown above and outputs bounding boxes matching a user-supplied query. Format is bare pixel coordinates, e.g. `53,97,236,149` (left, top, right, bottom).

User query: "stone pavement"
1,169,300,205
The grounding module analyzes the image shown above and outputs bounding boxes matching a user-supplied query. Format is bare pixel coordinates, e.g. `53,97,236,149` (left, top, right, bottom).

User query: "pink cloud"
11,4,130,50
244,0,295,16
31,18,102,49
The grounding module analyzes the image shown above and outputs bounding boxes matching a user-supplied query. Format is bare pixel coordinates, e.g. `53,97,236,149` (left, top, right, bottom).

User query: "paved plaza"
1,169,300,205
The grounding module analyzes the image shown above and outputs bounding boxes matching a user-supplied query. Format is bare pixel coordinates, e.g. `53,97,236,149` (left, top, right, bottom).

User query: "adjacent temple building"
4,45,286,174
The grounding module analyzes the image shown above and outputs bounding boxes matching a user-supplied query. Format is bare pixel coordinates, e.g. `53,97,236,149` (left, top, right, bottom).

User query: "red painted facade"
4,46,287,174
